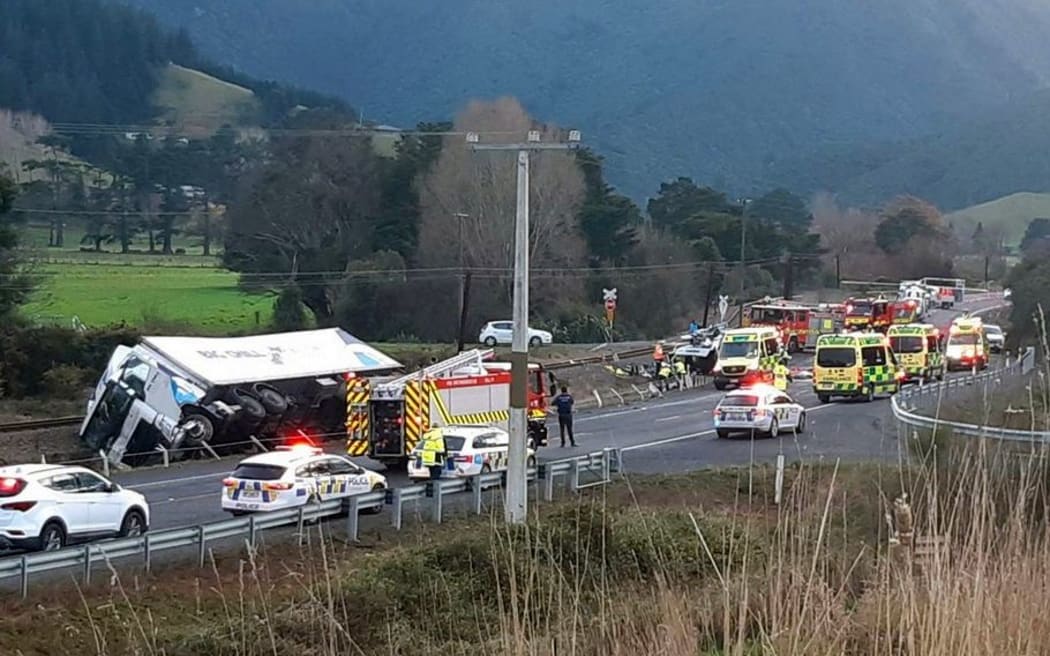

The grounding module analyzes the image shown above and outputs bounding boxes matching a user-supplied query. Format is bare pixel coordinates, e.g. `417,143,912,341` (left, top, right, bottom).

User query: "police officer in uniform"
419,427,447,480
553,386,576,447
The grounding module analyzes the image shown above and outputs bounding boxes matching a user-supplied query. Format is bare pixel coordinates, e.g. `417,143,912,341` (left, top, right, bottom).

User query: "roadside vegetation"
4,444,1050,655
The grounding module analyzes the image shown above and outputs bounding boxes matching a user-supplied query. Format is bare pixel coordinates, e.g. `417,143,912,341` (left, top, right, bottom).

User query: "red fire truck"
742,300,840,352
843,296,895,332
346,349,550,468
890,299,921,325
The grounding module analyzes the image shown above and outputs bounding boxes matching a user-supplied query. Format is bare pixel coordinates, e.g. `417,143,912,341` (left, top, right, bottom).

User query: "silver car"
713,386,807,439
984,324,1005,353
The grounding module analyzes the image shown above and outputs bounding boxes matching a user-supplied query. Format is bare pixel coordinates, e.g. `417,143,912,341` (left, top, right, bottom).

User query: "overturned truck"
80,329,402,467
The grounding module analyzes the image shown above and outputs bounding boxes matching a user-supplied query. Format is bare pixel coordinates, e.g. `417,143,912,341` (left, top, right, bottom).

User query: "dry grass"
5,442,1050,655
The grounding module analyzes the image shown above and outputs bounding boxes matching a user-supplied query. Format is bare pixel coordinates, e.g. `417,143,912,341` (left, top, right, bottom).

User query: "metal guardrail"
891,347,1040,441
0,448,621,599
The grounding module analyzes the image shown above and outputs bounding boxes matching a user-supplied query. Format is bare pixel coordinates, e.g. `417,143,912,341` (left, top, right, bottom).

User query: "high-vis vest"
674,360,687,375
774,364,789,391
420,429,445,467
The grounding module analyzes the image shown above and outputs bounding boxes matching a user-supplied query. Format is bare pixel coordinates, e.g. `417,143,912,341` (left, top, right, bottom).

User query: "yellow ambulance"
812,332,903,403
945,317,990,371
886,323,944,383
712,326,783,391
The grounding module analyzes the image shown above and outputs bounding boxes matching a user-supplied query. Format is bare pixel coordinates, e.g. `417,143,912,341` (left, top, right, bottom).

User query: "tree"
224,110,384,322
575,148,641,265
874,196,948,255
748,188,811,230
646,178,733,233
272,286,309,331
0,170,32,319
415,98,587,334
1021,218,1050,254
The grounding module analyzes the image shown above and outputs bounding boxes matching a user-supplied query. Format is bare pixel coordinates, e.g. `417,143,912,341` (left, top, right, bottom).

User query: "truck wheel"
788,337,800,353
864,385,875,403
717,429,730,439
252,383,289,415
230,389,266,423
179,411,215,446
818,394,830,404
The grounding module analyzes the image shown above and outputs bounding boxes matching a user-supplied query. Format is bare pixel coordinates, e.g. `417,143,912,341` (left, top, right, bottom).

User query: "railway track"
0,416,84,434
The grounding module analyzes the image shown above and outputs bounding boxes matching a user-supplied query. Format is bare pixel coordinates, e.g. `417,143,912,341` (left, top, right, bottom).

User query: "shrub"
41,364,91,398
272,286,308,331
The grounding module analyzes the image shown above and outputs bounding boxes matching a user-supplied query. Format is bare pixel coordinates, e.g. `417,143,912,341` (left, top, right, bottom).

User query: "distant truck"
80,329,402,467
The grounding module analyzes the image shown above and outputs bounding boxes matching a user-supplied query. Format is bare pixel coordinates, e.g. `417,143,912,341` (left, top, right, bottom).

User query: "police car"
221,445,387,515
407,425,537,480
713,385,807,439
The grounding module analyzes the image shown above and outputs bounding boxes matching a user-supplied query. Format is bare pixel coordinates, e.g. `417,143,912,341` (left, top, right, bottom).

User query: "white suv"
0,464,150,552
478,321,553,347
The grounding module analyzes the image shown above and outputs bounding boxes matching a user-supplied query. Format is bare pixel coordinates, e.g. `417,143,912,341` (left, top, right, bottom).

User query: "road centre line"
655,415,682,423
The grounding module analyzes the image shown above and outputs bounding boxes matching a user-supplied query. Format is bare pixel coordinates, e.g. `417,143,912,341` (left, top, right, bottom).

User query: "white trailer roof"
141,328,402,386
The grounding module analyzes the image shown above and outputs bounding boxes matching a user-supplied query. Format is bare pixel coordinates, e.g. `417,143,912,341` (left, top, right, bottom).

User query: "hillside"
125,0,1050,203
947,192,1050,247
152,63,261,136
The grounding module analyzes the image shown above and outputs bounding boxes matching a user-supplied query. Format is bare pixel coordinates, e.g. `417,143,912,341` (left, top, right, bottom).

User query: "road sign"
718,295,729,323
603,288,617,326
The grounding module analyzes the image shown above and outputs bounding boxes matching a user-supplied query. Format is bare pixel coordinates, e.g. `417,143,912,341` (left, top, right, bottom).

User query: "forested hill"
125,0,1050,204
0,0,353,129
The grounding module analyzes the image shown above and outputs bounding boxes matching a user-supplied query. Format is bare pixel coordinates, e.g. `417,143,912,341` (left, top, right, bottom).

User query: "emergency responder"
773,357,790,391
658,359,673,391
652,342,665,370
674,356,687,388
419,427,447,480
553,386,576,447
688,319,700,335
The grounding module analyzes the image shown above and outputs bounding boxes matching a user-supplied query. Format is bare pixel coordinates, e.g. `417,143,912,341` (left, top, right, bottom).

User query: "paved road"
82,292,1013,531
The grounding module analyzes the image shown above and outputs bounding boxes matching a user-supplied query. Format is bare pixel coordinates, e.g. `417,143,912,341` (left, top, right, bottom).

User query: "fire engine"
890,299,921,325
843,296,895,332
345,349,550,468
741,298,841,352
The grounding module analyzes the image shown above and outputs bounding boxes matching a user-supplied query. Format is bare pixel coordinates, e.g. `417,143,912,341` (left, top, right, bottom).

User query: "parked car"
407,425,536,480
221,445,387,516
713,386,807,439
984,324,1005,353
0,464,150,552
478,321,553,347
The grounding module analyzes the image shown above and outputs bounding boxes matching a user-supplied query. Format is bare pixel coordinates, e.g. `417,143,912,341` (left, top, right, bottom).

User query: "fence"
891,347,1040,441
0,448,621,599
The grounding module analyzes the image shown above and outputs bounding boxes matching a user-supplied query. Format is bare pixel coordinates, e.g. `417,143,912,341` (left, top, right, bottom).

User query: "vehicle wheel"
118,509,147,537
230,389,266,423
716,429,730,439
529,336,542,347
714,379,727,391
788,337,800,353
527,455,537,470
796,412,806,433
864,385,875,403
252,383,289,416
817,394,831,404
768,418,779,439
483,336,497,347
229,510,250,517
178,410,215,446
366,484,386,515
38,522,65,552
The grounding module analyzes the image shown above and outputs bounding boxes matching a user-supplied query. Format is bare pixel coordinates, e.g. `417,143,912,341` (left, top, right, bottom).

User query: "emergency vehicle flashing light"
275,443,322,455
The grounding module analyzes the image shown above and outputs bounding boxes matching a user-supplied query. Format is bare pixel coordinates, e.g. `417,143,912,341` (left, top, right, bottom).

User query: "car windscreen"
720,341,758,358
817,347,856,368
719,395,759,407
442,436,467,452
848,303,871,315
890,336,923,353
949,334,978,346
985,326,1002,335
231,464,287,480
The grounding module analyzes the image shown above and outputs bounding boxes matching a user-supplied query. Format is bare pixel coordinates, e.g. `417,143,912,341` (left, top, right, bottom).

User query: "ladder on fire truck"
373,348,495,394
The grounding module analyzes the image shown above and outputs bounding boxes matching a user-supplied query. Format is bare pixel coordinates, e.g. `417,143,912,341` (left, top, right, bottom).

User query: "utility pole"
468,129,582,525
702,263,716,327
737,199,751,327
835,254,841,289
782,255,794,300
454,212,470,352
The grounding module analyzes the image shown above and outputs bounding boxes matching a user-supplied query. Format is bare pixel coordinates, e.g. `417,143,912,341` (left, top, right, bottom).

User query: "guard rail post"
246,514,257,548
570,459,580,492
143,534,151,573
82,545,91,585
432,481,444,523
601,449,611,482
543,463,556,501
471,475,483,515
197,526,206,567
346,496,360,542
20,556,28,599
391,489,404,530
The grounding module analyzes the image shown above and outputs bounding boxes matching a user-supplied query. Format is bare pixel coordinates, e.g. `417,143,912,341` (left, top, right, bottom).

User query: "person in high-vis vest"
673,357,687,388
773,359,790,391
419,428,447,480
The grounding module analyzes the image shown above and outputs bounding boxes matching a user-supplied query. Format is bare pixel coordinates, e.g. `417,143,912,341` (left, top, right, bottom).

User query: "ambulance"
886,324,944,383
944,317,990,371
812,333,904,403
712,326,784,391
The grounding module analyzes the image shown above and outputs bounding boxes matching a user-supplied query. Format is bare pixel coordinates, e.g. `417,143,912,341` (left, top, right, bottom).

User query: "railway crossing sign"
718,295,729,323
603,288,618,326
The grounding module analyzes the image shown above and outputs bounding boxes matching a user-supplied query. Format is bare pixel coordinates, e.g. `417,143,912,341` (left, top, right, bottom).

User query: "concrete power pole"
468,128,581,524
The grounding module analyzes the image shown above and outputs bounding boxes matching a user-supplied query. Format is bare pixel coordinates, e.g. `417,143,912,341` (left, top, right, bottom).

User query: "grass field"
947,191,1050,248
152,63,260,137
19,262,274,333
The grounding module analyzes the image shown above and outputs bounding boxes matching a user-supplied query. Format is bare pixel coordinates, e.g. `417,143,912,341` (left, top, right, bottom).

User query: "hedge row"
0,325,141,399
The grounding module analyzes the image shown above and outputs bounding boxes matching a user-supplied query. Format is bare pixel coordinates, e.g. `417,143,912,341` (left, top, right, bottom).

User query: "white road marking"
621,403,835,452
655,415,682,423
129,471,228,488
